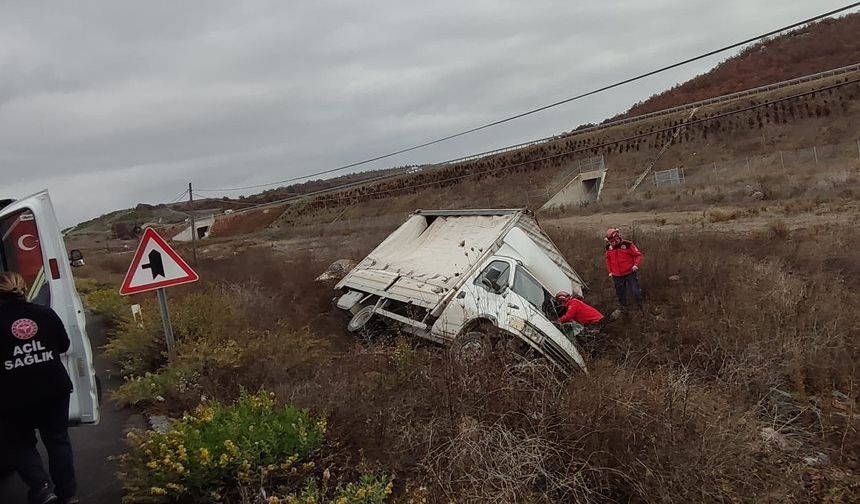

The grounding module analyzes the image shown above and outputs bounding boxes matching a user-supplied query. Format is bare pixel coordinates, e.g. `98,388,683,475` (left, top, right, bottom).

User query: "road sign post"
119,228,199,363
156,288,177,362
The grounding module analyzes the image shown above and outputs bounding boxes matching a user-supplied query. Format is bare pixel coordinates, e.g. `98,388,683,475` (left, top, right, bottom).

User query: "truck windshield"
512,268,550,311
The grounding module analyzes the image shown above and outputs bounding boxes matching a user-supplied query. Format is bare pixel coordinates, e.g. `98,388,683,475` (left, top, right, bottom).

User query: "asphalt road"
1,315,140,503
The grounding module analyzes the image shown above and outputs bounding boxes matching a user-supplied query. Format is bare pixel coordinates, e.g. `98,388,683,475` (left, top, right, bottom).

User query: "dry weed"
706,208,739,222
100,225,860,501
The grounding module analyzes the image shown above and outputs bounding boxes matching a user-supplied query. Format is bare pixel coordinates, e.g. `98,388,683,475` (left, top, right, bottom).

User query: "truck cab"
432,255,588,373
0,190,100,425
334,209,590,373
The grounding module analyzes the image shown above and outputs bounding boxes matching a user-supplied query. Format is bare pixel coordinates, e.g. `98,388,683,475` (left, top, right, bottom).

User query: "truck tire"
450,331,491,366
347,306,375,333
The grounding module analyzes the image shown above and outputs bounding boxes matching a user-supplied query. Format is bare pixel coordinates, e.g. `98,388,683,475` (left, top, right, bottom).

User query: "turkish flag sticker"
11,318,39,340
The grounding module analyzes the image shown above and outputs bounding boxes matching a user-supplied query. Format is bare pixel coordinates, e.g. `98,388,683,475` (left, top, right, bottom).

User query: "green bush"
86,287,129,325
119,391,391,503
74,277,104,295
103,297,164,377
104,289,245,378
120,390,325,501
112,338,245,407
112,367,189,407
106,284,333,408
282,474,393,504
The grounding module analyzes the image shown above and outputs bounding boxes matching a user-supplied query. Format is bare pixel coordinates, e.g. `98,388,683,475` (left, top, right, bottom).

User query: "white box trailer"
335,209,590,372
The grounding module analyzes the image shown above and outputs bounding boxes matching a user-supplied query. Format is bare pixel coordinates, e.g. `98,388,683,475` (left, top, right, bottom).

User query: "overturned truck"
334,209,589,372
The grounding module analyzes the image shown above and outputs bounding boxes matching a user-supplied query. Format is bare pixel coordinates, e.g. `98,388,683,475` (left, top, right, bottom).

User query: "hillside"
618,13,860,118
69,166,411,238
71,11,860,236
205,69,857,237
215,12,860,224
175,165,411,212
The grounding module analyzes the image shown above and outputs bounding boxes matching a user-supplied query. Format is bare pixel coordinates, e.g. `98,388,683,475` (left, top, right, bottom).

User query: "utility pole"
188,182,198,264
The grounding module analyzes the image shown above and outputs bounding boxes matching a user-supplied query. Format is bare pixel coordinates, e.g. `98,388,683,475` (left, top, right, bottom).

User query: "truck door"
0,191,100,425
509,266,588,372
434,259,515,339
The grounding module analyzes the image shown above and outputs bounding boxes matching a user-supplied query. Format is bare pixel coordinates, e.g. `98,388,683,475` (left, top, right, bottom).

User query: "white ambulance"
0,190,100,426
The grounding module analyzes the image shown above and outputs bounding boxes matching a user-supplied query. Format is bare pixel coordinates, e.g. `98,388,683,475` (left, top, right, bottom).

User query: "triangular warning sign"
119,228,199,295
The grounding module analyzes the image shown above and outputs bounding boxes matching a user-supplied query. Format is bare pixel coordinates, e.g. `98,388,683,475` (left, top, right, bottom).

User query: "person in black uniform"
0,272,78,504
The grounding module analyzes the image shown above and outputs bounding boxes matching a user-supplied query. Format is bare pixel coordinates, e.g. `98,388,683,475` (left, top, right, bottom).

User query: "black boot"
29,484,58,504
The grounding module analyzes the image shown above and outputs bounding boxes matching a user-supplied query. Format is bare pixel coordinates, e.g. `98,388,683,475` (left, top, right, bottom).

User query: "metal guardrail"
628,107,699,194
440,62,860,167
625,138,860,190
654,168,685,187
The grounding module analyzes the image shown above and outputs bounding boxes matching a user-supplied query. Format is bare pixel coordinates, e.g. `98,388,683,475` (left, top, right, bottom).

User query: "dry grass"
768,219,790,239
98,223,860,502
706,208,739,222
96,253,132,275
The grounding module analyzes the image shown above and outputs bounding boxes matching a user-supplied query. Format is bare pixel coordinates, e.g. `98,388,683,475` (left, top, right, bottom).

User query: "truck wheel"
347,306,375,333
450,331,490,365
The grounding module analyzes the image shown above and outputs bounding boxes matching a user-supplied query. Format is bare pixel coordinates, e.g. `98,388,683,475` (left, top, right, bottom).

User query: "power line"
206,61,860,214
167,188,189,203
224,76,860,211
196,2,860,193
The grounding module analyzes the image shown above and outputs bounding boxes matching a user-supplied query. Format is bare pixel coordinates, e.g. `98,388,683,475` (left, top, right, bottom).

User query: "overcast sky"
0,0,853,226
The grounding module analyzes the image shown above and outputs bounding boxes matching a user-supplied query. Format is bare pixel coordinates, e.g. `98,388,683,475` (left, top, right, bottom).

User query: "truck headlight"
521,320,546,344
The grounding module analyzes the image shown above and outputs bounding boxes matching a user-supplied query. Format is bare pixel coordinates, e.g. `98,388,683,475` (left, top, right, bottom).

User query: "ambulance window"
0,209,51,306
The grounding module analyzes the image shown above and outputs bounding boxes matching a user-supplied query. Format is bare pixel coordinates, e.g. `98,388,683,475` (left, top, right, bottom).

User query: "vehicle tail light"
49,258,60,279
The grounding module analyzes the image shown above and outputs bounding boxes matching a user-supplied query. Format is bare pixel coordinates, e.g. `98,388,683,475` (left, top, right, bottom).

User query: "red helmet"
555,291,571,303
606,228,620,240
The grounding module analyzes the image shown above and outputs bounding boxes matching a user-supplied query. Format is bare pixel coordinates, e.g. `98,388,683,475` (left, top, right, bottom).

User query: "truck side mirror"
482,267,506,293
69,249,85,268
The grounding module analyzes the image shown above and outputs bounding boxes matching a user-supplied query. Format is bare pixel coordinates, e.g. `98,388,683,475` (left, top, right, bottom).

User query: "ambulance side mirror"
69,249,85,268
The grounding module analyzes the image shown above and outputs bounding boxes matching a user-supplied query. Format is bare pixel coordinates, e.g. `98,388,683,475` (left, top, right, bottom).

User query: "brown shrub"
97,253,132,275
195,248,338,332
781,199,818,215
706,208,738,222
210,208,285,238
768,219,790,239
108,228,860,501
262,226,859,500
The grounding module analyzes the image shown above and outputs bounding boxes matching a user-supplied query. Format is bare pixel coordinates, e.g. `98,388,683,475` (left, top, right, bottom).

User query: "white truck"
334,209,589,372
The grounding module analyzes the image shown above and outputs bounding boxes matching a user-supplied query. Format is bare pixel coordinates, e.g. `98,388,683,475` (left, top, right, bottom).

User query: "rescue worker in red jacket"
555,292,604,326
604,228,644,311
0,272,78,504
